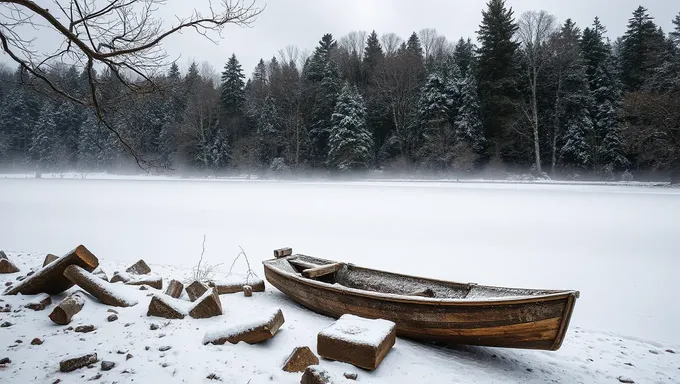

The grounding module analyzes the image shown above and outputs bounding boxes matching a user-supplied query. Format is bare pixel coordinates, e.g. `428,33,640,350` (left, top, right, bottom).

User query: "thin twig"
227,245,259,284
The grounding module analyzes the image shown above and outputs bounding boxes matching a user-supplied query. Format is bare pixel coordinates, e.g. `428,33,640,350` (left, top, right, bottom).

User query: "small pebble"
150,324,159,331
89,373,102,380
31,338,43,345
15,339,22,344
666,349,675,354
526,368,533,372
124,323,132,327
161,363,169,368
27,271,34,276
16,276,25,281
139,286,148,291
107,314,118,322
0,322,13,328
158,333,166,338
158,346,171,352
344,372,358,380
101,361,115,371
0,357,10,364
126,353,133,361
75,325,96,333
624,362,634,366
145,346,150,351
107,309,118,314
117,350,127,355
649,349,659,355
618,376,635,384
4,282,11,287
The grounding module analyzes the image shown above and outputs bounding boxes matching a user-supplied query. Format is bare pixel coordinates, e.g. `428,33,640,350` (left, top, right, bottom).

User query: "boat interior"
266,255,569,300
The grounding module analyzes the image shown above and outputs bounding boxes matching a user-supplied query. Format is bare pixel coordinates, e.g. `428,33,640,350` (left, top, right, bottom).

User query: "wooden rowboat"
263,251,579,351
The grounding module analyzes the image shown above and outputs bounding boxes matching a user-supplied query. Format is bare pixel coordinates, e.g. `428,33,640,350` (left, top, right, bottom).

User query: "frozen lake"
1,177,679,344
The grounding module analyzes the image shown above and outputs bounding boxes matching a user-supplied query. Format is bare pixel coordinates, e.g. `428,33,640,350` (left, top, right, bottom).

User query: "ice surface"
319,314,395,348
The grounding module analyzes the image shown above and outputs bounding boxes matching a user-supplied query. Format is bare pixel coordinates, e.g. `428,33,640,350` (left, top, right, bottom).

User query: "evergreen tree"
257,94,282,165
406,32,424,62
0,89,32,158
363,30,384,82
620,6,666,92
671,13,680,47
593,61,628,170
328,84,372,171
455,68,486,152
30,102,63,171
210,128,230,170
476,0,520,158
416,71,456,169
452,38,476,78
78,111,117,170
220,54,246,116
307,34,337,82
581,17,609,88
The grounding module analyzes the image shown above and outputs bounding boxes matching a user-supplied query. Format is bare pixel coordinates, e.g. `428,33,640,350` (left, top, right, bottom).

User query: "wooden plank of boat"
301,263,343,278
262,253,579,351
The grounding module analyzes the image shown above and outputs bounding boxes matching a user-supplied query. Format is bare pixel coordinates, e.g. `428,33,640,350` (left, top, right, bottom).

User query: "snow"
0,178,679,383
319,314,395,348
202,307,282,344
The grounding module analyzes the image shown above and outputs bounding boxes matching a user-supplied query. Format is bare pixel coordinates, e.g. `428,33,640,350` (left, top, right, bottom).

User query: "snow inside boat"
263,253,579,350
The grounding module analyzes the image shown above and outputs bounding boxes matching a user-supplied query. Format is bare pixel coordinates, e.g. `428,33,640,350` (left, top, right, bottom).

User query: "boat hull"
264,264,577,350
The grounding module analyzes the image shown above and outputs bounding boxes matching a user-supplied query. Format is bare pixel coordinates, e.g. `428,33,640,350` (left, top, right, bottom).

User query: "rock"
649,349,659,354
25,293,52,311
164,279,184,298
109,271,131,284
666,349,676,354
4,245,98,295
126,259,151,275
16,275,25,281
209,278,265,295
145,346,150,351
624,362,634,366
107,314,118,322
185,281,208,302
203,308,284,345
274,247,293,258
158,345,171,352
107,309,118,314
124,323,132,327
0,357,10,364
49,291,86,325
101,360,115,371
126,275,163,290
92,267,109,282
343,372,358,380
150,323,159,330
0,304,10,312
126,353,133,360
0,250,6,259
59,353,98,372
300,366,339,384
317,314,396,371
4,282,11,287
89,373,102,381
43,253,59,266
63,265,138,307
31,338,43,345
206,373,221,381
147,295,186,319
26,270,35,276
75,324,96,333
139,286,148,290
618,377,635,383
15,339,22,343
188,288,223,319
1,321,13,327
281,346,319,373
0,258,20,274
243,285,253,297
116,350,127,354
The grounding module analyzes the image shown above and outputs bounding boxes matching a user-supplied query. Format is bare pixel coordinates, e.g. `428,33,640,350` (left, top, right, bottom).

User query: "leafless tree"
0,0,263,169
418,28,437,62
517,10,556,174
339,30,367,60
380,32,403,57
278,44,300,68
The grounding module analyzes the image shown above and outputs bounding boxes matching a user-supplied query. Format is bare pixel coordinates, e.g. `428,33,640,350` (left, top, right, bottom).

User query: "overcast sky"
1,0,677,78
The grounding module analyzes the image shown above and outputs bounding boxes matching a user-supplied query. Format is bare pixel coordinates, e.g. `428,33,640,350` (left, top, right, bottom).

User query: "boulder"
126,275,163,290
203,308,284,345
24,293,52,311
209,278,265,295
0,258,20,274
188,288,222,319
300,365,341,384
49,291,86,325
147,295,187,319
317,314,396,371
164,279,183,298
42,254,59,267
63,265,138,307
282,346,319,373
125,259,151,275
186,281,208,302
75,324,96,333
109,271,131,284
59,353,98,372
4,245,98,295
31,338,43,345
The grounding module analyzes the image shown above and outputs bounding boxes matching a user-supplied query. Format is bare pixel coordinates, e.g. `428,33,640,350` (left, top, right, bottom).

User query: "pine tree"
257,94,282,165
559,53,594,170
221,54,246,116
328,84,372,171
30,102,63,171
671,13,680,47
306,34,337,82
362,30,384,82
620,6,666,92
455,68,486,153
308,59,341,167
406,32,424,62
78,111,116,170
593,61,628,170
452,38,476,78
476,0,520,158
210,128,230,170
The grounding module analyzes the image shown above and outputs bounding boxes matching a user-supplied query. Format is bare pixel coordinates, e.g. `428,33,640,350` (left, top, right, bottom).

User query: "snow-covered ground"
1,178,679,383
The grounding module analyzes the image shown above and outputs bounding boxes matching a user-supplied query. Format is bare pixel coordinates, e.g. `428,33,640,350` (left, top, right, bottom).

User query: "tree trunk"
63,265,138,307
671,158,680,185
49,290,86,325
531,71,542,174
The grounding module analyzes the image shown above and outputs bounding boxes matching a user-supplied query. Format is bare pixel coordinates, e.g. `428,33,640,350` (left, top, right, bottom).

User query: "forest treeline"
0,1,679,182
